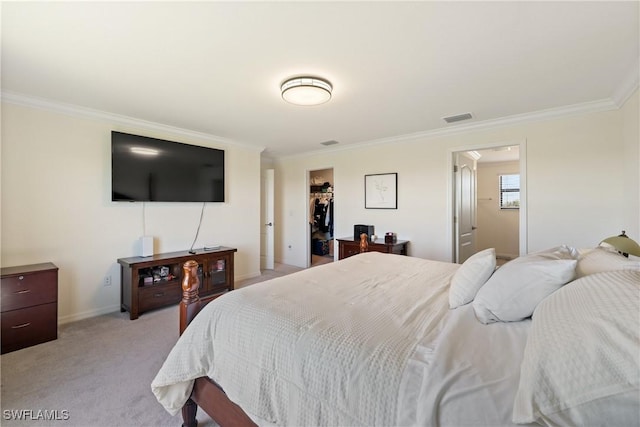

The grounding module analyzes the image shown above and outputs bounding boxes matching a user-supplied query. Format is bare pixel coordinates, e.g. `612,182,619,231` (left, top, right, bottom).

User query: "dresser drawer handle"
15,289,31,294
18,276,24,280
11,322,31,329
153,292,165,298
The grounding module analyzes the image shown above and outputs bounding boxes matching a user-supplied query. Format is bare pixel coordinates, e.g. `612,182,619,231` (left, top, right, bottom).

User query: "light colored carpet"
0,264,303,427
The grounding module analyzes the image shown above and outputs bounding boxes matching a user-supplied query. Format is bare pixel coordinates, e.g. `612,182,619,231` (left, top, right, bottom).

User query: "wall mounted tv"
111,131,225,202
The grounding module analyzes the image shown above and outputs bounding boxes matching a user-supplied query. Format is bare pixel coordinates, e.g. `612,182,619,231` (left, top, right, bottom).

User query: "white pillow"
472,246,577,324
449,248,496,308
575,247,640,278
513,270,640,426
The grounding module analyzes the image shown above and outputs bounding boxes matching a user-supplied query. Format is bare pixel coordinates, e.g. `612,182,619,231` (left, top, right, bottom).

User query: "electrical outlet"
104,275,112,286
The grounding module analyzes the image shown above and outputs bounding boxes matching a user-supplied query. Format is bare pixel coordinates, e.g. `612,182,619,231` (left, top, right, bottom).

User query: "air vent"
320,140,339,146
443,112,473,123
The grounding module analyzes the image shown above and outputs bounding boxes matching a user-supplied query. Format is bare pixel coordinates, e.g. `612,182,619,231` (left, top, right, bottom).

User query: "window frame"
499,174,520,210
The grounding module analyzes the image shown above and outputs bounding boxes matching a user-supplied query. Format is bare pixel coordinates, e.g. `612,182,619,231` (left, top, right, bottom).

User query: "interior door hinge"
453,165,458,173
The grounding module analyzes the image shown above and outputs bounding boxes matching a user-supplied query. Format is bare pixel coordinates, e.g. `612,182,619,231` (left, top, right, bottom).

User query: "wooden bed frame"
177,234,370,427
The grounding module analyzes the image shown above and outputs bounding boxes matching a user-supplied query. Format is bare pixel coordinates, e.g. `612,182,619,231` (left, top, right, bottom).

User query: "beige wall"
1,102,262,323
476,161,519,259
273,89,640,268
2,89,637,322
621,90,640,233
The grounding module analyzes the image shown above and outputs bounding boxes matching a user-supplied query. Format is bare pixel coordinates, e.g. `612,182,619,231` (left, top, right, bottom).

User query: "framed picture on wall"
365,173,397,209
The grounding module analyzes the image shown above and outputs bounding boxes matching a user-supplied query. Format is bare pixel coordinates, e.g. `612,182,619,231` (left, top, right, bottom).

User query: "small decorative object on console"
385,232,397,244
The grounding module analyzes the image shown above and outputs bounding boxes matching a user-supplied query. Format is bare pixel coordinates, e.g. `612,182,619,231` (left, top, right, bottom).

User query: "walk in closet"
309,168,334,266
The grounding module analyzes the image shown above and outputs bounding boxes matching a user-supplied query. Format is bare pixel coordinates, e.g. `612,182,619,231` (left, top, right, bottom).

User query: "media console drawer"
1,262,58,354
138,283,183,313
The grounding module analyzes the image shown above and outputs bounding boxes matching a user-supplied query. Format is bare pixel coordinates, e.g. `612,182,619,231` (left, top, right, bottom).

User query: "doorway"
261,169,274,270
451,141,527,263
308,168,334,267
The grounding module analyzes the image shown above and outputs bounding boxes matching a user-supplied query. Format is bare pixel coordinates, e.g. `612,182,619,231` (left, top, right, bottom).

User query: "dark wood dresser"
337,237,409,260
1,262,58,354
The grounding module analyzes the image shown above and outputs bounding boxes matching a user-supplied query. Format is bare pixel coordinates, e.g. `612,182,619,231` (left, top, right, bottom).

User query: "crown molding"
2,89,627,161
280,97,620,160
611,58,640,108
0,91,265,153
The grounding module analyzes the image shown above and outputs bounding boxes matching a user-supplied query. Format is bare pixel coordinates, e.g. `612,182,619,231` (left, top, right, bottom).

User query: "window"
499,174,520,209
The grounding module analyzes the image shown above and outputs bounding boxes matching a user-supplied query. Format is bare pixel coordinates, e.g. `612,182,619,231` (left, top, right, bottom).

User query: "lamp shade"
601,231,640,257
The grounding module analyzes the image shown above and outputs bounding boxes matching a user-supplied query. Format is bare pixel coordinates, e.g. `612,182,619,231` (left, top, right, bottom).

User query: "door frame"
447,139,528,262
307,166,335,268
261,168,275,270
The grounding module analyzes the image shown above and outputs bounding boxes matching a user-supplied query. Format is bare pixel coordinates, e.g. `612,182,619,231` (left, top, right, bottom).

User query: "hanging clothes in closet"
310,182,334,256
311,182,333,237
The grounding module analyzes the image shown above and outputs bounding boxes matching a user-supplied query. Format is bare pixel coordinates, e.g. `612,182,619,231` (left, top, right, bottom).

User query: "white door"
261,169,274,270
455,152,477,263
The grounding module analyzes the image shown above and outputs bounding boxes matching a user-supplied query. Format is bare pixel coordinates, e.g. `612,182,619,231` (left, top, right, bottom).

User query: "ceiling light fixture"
281,77,332,106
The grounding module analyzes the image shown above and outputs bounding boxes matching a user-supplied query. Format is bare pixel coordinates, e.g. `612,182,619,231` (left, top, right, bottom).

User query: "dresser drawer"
337,237,410,260
139,283,182,313
1,302,57,354
368,246,391,254
340,242,361,259
1,269,58,312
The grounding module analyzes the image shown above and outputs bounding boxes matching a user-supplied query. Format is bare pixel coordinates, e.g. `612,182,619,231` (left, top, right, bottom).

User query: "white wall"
273,90,640,268
476,161,519,258
621,90,640,233
1,102,262,323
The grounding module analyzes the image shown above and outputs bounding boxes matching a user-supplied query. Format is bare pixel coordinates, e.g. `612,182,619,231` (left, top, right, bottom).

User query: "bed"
152,236,640,427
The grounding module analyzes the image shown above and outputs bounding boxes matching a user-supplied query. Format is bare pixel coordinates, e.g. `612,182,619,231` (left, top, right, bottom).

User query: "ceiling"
2,2,638,158
471,145,519,164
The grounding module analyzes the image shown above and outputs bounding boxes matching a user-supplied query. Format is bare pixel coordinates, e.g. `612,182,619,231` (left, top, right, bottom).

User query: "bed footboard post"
180,260,201,335
359,233,369,253
181,398,198,427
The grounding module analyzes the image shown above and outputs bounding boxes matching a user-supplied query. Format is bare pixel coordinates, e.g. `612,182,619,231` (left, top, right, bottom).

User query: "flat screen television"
111,131,225,202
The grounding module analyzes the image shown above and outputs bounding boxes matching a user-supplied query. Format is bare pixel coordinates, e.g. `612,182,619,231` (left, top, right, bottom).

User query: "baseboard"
235,271,262,282
58,304,121,325
58,271,265,324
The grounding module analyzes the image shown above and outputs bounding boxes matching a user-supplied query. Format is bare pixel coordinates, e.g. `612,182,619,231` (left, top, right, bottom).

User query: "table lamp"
601,230,640,257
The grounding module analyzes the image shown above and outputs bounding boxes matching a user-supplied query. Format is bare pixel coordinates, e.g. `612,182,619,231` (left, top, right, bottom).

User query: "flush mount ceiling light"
281,77,332,106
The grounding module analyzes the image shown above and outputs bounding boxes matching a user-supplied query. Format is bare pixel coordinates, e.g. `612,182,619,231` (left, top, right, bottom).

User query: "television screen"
111,131,225,202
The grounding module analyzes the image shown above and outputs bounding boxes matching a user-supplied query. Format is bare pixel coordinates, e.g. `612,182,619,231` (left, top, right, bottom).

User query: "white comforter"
152,252,458,425
152,251,535,426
